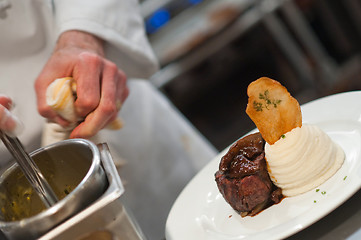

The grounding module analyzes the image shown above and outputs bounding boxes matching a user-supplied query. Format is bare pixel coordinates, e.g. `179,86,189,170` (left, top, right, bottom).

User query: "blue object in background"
145,0,205,34
188,0,203,5
146,8,171,34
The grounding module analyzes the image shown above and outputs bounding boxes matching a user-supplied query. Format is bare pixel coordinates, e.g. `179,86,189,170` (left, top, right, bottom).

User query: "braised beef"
215,132,283,217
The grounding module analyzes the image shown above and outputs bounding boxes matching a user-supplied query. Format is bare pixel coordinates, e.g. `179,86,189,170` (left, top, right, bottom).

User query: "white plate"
166,91,361,240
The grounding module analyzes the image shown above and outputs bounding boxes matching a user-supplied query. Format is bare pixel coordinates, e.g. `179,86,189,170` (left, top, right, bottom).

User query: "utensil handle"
0,131,59,208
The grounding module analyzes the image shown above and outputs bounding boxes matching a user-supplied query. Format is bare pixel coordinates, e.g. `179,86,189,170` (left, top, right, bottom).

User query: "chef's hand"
0,95,23,136
35,30,129,139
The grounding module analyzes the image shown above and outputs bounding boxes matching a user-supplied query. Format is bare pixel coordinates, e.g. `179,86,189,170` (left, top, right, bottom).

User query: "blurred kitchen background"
141,0,361,151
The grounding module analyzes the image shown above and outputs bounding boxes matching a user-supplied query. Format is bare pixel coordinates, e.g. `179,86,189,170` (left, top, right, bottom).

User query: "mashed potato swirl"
265,124,344,197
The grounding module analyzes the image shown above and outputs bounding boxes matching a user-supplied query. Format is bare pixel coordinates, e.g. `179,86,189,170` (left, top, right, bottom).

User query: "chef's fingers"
35,67,58,121
0,94,13,110
0,106,23,137
34,78,71,127
116,68,129,106
101,62,128,129
70,59,128,138
0,95,23,136
35,83,58,122
34,53,74,127
73,52,102,118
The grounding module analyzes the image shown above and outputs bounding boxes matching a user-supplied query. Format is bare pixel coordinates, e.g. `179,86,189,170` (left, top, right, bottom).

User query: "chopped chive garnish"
316,189,320,192
343,176,347,180
321,191,326,195
281,134,285,139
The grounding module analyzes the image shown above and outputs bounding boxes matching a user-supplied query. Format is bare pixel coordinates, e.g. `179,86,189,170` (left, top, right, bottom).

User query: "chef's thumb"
0,107,24,137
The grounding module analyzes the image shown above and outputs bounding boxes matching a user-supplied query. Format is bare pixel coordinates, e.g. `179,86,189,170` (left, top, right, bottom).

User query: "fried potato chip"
245,77,302,144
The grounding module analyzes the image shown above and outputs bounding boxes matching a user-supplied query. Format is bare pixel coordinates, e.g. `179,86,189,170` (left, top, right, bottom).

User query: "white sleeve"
52,0,159,79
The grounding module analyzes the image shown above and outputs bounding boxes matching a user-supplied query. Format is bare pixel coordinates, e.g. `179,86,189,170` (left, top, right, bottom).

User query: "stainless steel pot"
0,139,108,240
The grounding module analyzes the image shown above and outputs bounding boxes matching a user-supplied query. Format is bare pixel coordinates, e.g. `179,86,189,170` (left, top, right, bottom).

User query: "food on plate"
265,124,344,196
245,77,302,145
215,77,345,216
215,133,283,217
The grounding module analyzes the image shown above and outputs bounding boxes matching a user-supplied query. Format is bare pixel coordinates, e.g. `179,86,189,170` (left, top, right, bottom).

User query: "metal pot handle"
97,143,125,197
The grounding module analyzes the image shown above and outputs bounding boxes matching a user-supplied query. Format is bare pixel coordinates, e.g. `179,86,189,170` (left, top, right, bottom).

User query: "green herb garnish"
343,176,347,180
253,101,264,112
253,90,282,111
321,191,326,195
316,189,320,192
281,134,286,139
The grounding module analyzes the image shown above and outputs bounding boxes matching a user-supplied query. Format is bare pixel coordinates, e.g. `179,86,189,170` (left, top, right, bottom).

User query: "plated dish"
166,91,361,240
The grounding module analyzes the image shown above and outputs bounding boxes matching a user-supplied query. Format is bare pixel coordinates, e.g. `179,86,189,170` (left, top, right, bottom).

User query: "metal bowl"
0,139,108,240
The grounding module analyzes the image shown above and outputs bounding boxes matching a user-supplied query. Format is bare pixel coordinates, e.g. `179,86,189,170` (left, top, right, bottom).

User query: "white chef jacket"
0,1,217,239
0,0,159,160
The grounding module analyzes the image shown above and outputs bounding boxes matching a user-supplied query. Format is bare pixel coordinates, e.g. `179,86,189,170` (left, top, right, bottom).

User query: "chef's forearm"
55,30,105,57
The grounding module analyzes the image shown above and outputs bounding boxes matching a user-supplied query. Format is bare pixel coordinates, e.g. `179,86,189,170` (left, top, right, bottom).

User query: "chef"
0,0,217,239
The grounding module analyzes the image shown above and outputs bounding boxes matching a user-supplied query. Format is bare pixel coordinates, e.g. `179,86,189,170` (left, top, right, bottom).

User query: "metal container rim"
0,138,101,227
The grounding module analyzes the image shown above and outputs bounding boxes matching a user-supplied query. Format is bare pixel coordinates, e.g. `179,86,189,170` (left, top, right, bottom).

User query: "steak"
215,132,283,217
